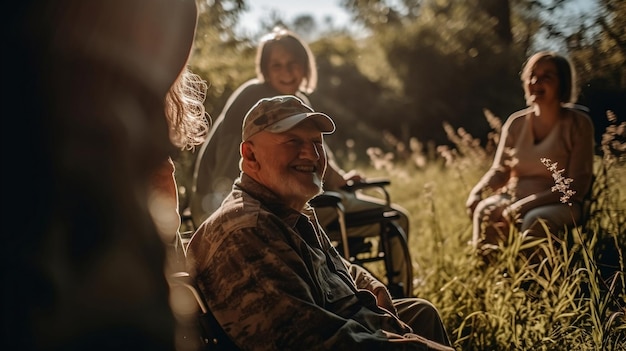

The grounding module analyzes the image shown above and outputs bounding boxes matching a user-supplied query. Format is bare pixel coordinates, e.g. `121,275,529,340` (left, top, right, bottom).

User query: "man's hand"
348,263,398,316
371,285,397,316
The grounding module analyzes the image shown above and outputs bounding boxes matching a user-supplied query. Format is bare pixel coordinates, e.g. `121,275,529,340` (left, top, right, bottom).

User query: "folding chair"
310,179,413,298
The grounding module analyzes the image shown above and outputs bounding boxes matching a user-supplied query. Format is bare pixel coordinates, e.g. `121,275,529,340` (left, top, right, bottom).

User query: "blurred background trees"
187,0,625,165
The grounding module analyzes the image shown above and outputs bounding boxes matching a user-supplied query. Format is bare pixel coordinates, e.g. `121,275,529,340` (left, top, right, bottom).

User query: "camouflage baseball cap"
242,95,335,141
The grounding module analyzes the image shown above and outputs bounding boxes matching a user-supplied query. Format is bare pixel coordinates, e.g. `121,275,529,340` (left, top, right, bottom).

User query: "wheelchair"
310,178,413,298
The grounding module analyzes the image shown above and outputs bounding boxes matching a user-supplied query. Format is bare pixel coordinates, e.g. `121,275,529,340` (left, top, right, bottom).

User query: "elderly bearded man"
187,95,453,351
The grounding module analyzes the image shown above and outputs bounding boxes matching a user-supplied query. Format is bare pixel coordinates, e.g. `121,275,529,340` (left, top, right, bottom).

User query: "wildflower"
366,147,394,171
483,108,502,134
437,145,455,167
600,110,626,165
540,157,576,205
503,148,518,169
409,137,426,168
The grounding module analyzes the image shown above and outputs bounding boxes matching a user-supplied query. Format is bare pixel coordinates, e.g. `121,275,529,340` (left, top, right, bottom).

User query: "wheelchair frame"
310,178,414,298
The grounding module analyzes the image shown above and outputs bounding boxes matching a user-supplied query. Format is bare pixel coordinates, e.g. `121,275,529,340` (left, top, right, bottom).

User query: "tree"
190,0,255,115
309,34,399,158
566,0,625,88
566,0,626,143
185,0,624,160
338,0,530,146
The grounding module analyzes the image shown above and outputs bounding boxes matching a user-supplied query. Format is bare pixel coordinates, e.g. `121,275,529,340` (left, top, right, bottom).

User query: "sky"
236,0,351,35
236,0,600,43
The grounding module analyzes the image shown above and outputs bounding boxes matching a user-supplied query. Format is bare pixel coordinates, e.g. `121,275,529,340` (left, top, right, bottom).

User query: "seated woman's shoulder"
563,104,593,126
503,107,533,128
563,103,590,114
509,107,533,120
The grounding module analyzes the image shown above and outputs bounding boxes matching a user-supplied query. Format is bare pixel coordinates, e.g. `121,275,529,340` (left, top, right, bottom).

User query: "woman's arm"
466,112,523,214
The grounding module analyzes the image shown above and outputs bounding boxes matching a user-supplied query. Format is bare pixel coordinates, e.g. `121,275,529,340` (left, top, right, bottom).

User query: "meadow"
343,110,626,350
175,109,624,350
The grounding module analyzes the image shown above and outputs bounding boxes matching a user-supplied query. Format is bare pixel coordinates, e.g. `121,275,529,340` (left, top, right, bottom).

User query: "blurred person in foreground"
191,27,412,289
466,51,594,258
5,0,199,350
153,65,211,351
153,65,210,270
187,95,452,350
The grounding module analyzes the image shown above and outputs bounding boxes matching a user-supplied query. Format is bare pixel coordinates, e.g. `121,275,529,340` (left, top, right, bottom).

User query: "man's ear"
241,141,259,171
241,141,256,161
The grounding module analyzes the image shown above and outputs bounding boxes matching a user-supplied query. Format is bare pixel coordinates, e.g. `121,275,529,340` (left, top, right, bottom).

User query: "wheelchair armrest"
341,178,391,192
309,191,344,209
341,178,392,205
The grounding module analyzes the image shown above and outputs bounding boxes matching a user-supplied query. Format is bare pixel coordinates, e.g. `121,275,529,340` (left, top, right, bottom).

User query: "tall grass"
359,110,626,350
173,109,625,349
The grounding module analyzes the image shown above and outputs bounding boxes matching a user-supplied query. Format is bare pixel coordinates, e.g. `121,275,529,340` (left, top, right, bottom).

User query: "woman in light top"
466,51,594,256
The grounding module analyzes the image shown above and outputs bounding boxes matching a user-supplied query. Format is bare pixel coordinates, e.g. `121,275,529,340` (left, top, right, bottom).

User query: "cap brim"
265,112,335,134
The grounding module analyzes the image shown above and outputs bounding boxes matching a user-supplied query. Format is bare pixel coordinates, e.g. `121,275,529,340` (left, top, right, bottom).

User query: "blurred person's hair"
165,66,210,150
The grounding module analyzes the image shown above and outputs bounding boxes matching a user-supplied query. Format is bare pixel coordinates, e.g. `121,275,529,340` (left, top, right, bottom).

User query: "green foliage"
550,0,626,141
181,0,625,169
310,34,403,155
190,6,256,117
537,0,625,89
335,0,530,146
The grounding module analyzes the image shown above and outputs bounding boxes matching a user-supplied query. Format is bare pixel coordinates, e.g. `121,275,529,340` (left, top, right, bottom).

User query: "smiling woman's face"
264,44,305,95
525,59,561,106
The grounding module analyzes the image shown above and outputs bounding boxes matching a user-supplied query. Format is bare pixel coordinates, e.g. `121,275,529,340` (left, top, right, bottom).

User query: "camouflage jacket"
187,174,443,350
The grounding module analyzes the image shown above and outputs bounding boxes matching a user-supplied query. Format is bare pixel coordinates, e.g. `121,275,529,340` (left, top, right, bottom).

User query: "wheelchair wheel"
348,221,413,299
380,221,413,298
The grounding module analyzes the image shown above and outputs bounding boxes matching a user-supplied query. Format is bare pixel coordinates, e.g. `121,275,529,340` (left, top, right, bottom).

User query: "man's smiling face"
244,119,326,210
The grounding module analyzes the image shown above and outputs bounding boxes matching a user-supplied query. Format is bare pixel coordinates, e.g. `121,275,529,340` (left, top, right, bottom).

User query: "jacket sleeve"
467,112,520,205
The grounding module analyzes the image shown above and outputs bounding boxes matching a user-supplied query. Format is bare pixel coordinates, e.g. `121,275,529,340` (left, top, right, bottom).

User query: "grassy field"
175,110,624,350
347,110,626,350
